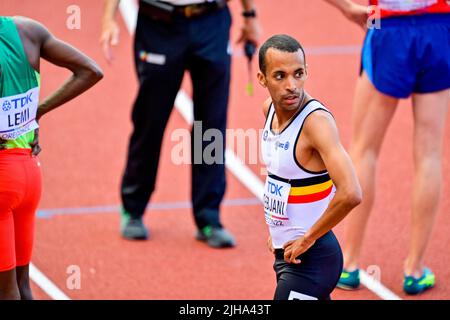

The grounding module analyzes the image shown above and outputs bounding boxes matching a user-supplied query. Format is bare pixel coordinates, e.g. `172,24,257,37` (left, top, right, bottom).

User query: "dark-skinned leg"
16,265,33,300
0,269,20,300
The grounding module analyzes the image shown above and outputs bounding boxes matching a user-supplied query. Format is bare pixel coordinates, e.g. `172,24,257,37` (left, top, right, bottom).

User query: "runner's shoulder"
263,97,272,119
12,16,51,44
302,106,338,145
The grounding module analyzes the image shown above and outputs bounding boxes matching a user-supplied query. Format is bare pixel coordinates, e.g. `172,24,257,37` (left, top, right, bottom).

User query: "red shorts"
0,148,42,272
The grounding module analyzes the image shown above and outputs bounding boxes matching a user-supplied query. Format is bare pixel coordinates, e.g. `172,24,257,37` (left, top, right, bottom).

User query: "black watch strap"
242,9,256,18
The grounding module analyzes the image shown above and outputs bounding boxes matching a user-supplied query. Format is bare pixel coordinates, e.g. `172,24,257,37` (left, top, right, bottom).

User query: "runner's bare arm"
283,111,361,263
324,0,368,28
17,18,103,119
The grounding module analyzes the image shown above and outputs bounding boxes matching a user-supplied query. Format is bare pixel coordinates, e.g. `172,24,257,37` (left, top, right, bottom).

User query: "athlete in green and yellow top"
0,16,39,150
0,16,103,300
0,16,103,154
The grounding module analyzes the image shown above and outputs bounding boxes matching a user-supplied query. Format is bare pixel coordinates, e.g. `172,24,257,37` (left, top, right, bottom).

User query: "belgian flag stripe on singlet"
288,186,333,204
289,179,333,196
268,173,333,204
268,173,330,187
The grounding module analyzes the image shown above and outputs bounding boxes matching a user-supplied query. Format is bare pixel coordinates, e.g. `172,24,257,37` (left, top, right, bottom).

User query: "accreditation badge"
263,176,291,227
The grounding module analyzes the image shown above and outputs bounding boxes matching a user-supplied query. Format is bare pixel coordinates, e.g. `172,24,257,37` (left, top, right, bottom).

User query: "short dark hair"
258,34,306,74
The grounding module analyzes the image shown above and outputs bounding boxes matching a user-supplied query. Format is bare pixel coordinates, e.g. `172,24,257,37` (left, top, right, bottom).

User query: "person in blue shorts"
325,0,450,294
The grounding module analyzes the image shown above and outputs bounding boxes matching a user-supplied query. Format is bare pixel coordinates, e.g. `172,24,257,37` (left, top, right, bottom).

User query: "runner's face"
258,48,307,111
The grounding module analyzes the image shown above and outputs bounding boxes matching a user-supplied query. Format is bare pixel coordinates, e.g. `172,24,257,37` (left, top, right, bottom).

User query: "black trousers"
273,231,343,300
121,5,232,229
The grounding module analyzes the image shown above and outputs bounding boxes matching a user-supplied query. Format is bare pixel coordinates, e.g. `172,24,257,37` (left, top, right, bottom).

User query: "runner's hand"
30,128,42,156
283,237,315,264
343,2,369,29
267,235,275,253
0,132,40,154
0,137,6,150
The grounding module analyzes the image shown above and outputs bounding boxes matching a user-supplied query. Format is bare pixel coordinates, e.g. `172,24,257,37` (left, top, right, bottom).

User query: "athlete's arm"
283,111,362,263
100,0,120,63
324,0,368,28
1,18,103,153
16,18,103,119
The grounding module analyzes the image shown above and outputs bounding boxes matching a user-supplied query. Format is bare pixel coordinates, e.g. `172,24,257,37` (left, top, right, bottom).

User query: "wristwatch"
242,9,256,18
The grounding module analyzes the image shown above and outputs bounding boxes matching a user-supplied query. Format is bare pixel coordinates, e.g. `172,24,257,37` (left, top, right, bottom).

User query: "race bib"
0,87,39,140
263,176,291,226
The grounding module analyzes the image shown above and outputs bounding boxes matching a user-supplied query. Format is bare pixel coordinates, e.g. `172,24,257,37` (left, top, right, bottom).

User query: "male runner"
258,34,361,300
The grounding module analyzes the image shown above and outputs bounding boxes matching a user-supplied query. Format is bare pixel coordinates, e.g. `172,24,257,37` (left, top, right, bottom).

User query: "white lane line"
29,263,70,300
119,0,401,301
174,90,194,124
224,149,265,202
360,270,401,300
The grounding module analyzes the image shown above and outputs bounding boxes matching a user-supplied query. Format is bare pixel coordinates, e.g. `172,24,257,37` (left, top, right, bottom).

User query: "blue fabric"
361,14,450,98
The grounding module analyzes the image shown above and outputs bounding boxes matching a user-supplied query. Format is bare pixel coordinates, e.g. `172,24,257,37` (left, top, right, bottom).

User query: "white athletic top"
261,100,336,249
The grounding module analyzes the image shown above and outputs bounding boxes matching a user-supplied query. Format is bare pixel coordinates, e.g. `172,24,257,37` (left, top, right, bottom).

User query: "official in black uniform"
100,0,260,247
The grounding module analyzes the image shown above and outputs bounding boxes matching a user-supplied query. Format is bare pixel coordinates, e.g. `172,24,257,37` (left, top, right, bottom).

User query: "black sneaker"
121,208,149,240
195,226,236,248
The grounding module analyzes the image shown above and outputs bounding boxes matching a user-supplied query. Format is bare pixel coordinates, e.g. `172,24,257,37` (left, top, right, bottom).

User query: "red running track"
2,0,449,300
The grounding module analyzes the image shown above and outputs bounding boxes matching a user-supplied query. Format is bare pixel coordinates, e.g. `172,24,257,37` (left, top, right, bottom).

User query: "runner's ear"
257,71,267,88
